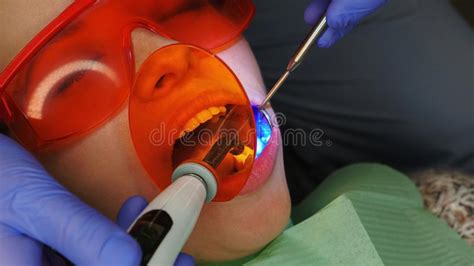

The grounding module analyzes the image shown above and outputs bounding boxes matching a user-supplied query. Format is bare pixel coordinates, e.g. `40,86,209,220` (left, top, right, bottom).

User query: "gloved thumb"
0,134,141,266
117,195,148,230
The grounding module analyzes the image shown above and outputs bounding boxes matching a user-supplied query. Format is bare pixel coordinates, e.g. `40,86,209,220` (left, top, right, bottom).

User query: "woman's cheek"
35,106,159,218
217,38,268,101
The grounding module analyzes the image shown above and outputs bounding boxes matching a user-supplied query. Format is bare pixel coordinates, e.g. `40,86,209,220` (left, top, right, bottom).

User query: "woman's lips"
166,91,278,196
239,125,280,195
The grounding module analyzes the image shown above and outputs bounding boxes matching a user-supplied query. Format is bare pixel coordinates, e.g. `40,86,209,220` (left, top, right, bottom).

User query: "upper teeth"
178,106,227,138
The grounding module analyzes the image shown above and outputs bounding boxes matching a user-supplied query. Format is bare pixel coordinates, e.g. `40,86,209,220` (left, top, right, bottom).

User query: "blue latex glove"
0,133,194,265
305,0,388,47
117,196,196,266
0,134,141,265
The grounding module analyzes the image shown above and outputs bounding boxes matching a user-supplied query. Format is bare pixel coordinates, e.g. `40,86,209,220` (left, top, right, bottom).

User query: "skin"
0,0,291,262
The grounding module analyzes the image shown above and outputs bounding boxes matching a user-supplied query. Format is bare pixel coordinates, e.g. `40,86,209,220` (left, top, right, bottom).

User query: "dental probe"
259,15,327,109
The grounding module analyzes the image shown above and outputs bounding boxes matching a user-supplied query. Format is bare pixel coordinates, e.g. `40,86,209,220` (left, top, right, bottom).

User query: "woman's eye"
47,55,103,96
55,70,87,95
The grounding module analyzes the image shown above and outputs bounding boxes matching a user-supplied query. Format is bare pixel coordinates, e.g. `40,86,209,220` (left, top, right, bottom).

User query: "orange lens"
123,0,255,51
3,24,131,149
129,44,256,202
137,0,255,50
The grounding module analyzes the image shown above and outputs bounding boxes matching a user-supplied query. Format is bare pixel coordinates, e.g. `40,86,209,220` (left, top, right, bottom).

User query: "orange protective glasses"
0,0,255,148
0,0,257,201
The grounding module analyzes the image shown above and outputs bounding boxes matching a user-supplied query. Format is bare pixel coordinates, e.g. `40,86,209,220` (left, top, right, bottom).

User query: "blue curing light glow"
252,106,272,159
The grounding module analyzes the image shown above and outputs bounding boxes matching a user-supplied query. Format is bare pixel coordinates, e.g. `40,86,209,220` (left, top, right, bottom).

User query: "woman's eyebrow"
25,19,86,87
54,20,83,40
27,20,84,72
156,2,207,22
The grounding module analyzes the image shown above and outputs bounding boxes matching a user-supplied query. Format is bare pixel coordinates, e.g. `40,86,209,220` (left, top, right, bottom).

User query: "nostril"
153,73,176,91
154,75,166,89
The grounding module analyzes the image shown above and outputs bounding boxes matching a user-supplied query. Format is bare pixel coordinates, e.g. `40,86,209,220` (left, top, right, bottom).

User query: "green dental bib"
202,164,473,266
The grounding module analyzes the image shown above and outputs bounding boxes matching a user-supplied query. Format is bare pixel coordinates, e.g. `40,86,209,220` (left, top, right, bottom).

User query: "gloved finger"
174,253,196,266
317,25,350,48
304,0,330,25
325,0,387,31
0,134,141,266
116,195,148,230
0,224,42,266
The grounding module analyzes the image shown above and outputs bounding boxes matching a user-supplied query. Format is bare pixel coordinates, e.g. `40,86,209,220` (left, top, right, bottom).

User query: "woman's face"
1,1,291,262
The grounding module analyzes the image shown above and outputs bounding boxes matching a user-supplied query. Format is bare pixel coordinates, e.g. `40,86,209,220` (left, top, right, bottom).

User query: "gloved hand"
0,134,141,265
305,0,388,47
117,196,196,266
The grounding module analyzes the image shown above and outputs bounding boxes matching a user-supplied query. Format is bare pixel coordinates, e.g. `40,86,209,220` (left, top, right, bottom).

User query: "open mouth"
129,44,270,201
170,102,276,197
171,104,255,181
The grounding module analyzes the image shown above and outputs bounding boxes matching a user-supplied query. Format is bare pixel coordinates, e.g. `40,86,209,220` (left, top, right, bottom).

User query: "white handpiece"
127,162,217,266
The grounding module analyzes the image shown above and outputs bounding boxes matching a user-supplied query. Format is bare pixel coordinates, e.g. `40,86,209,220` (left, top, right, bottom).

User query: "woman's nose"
132,44,195,102
132,28,188,102
131,28,176,72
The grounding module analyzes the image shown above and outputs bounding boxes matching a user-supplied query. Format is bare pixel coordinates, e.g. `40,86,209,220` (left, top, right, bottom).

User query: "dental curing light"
253,106,272,159
128,162,216,266
128,106,258,265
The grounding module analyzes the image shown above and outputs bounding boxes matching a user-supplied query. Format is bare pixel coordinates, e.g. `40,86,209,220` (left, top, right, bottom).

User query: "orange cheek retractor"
130,44,256,202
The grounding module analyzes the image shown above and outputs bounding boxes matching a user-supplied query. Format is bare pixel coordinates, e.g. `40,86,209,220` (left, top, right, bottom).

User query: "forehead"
0,1,73,70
